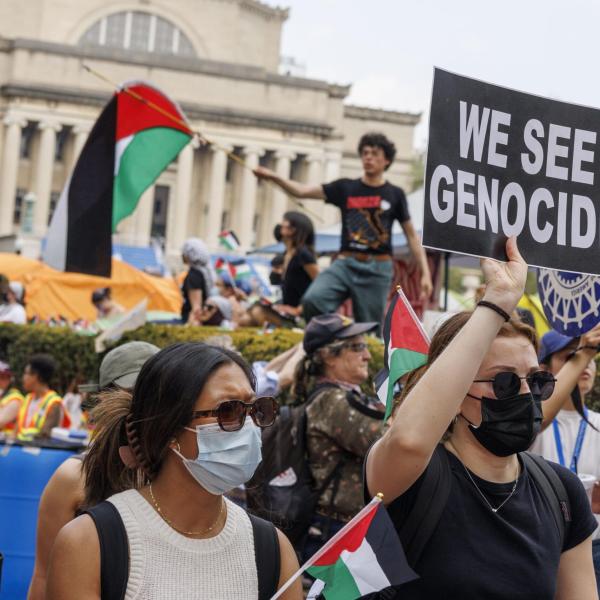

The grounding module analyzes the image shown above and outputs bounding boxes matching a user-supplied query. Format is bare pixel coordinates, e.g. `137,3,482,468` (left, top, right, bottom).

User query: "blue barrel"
0,444,75,600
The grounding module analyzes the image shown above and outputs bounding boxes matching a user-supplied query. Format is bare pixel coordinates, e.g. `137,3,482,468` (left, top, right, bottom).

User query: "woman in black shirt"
180,238,212,325
365,237,597,599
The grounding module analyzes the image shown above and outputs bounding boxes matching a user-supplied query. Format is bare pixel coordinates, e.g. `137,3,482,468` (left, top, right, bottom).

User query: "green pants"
302,256,393,328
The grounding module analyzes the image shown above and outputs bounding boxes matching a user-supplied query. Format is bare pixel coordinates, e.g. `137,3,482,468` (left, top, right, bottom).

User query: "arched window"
79,11,197,57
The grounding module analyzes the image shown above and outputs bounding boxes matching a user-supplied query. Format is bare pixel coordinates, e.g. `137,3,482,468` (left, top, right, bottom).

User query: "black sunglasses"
473,370,556,401
192,396,279,432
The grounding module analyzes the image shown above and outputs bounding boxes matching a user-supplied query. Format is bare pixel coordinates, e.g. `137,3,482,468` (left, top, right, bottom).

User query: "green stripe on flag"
385,347,428,419
308,560,361,600
112,127,190,230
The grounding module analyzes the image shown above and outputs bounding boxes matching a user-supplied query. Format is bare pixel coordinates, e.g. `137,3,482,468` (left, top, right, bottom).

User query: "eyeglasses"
191,396,279,432
343,342,369,353
473,370,556,401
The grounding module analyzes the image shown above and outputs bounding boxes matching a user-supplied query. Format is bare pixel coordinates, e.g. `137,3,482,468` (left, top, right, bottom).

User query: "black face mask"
461,392,543,457
269,272,283,286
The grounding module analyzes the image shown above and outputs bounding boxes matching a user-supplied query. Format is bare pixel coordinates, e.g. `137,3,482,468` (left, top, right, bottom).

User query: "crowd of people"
0,132,599,599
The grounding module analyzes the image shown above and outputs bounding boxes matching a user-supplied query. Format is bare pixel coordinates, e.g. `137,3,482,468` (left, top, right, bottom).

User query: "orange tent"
0,254,181,321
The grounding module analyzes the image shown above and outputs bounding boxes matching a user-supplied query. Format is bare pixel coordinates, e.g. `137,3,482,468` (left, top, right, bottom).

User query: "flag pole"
269,494,384,600
82,64,324,223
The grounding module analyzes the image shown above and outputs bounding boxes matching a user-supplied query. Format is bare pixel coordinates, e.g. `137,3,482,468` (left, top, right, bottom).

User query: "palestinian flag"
214,258,230,278
305,497,417,600
376,288,430,420
218,230,240,251
229,259,252,280
43,82,192,276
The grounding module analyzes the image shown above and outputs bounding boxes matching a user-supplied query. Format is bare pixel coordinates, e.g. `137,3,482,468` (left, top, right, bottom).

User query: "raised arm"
253,166,325,200
366,237,528,502
401,219,433,299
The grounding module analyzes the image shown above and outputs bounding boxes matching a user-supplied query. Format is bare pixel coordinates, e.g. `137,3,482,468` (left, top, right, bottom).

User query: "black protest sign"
423,68,600,275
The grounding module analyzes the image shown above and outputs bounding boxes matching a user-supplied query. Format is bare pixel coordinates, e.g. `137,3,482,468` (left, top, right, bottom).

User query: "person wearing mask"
28,341,159,600
16,354,69,441
365,238,597,598
91,287,124,320
530,328,600,591
0,361,24,433
254,132,432,326
46,343,301,600
181,238,213,325
292,314,384,557
0,281,27,324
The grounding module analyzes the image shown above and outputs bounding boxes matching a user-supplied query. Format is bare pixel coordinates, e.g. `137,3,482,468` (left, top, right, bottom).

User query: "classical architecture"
0,0,420,264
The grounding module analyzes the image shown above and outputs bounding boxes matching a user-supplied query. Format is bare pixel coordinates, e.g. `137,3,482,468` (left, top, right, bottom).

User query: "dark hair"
271,253,285,268
82,342,255,507
358,132,396,170
92,287,110,305
393,312,538,429
27,354,56,386
282,211,315,254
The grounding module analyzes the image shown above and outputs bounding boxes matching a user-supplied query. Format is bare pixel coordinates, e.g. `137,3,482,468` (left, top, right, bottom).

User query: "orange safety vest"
16,390,70,441
0,387,25,433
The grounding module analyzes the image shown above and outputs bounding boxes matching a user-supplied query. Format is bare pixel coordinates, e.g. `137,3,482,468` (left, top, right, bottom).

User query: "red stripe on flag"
116,84,192,141
390,292,429,355
312,503,379,567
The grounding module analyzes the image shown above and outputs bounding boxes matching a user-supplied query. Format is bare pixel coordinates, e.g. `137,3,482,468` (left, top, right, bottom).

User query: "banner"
423,68,600,275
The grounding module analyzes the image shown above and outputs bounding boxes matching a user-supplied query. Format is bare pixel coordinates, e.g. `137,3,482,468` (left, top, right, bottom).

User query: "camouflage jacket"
306,385,384,521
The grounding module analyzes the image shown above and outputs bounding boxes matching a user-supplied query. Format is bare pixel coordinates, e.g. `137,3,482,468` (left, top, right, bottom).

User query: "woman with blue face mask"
46,342,302,600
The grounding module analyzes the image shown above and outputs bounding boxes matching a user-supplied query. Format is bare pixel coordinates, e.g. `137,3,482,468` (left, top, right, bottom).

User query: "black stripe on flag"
382,292,398,367
364,503,419,590
65,95,117,277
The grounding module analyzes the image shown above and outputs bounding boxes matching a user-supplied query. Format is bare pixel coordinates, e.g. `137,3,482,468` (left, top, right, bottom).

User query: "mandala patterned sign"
537,269,600,336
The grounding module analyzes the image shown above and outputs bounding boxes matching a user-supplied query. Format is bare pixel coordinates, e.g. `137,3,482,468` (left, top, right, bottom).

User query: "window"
19,122,37,159
21,193,35,233
48,192,60,225
79,11,197,58
55,126,71,162
151,185,170,239
13,189,26,226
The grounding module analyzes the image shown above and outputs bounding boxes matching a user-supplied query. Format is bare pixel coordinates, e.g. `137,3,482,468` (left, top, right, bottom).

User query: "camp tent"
0,254,181,321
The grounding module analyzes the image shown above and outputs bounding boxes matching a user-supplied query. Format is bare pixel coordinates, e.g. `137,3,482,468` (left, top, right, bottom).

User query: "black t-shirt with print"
322,178,410,255
363,446,597,599
281,247,316,307
181,267,208,322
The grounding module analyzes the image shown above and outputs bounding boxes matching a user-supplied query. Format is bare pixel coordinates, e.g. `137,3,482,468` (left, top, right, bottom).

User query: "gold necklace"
149,483,226,536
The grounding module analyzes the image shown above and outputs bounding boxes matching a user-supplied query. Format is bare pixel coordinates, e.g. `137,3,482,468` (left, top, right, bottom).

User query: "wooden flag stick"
82,64,324,223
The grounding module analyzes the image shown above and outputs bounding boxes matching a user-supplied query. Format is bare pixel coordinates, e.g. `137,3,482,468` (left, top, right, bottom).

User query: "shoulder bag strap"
248,513,281,600
84,501,129,600
521,452,571,548
400,444,452,567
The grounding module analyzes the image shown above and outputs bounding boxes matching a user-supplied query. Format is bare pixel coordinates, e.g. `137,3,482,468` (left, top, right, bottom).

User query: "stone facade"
0,0,420,262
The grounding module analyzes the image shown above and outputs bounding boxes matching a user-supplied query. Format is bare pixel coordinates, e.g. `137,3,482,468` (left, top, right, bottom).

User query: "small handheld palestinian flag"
44,82,193,277
218,230,240,252
273,496,418,600
377,288,430,420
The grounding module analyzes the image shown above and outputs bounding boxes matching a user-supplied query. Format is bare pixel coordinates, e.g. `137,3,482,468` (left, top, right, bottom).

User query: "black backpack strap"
249,513,281,600
521,452,571,549
400,445,452,566
83,501,129,600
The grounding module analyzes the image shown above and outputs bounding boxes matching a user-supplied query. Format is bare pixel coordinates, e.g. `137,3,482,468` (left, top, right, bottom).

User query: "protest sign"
538,268,600,335
423,68,600,275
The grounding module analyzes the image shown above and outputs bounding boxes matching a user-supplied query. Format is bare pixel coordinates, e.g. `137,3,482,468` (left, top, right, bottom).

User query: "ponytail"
82,389,147,509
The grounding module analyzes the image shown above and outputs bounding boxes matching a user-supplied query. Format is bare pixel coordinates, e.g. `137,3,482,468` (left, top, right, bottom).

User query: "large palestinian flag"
44,82,192,276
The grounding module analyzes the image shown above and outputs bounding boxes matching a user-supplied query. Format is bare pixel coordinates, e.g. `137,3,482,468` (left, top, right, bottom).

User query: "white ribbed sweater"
108,490,259,599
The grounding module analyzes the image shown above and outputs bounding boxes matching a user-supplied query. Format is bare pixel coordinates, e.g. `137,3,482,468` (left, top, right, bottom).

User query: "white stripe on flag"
114,135,133,176
341,538,391,595
42,179,69,270
376,376,388,407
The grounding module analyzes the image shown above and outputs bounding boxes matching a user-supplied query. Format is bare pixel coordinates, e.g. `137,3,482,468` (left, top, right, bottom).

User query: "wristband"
477,300,511,322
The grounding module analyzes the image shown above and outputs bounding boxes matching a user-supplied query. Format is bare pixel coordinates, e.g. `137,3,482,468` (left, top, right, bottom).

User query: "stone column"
133,185,155,246
170,141,195,253
33,121,61,236
72,124,91,167
0,115,27,235
270,149,296,233
236,146,263,251
204,144,230,249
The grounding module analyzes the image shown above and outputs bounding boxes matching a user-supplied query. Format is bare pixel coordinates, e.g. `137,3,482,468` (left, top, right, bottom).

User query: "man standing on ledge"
254,132,433,326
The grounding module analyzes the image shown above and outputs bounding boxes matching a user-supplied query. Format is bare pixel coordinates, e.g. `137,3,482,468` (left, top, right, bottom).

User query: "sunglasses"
192,396,279,432
473,370,556,401
342,342,369,353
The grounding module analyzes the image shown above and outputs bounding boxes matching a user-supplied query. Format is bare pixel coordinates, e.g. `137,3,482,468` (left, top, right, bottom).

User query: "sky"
276,0,600,149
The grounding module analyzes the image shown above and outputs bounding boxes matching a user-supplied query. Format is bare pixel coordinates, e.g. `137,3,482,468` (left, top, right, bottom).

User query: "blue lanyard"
552,408,588,473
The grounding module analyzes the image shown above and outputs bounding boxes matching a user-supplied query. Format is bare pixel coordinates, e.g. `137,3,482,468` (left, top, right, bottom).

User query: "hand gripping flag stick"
82,64,324,223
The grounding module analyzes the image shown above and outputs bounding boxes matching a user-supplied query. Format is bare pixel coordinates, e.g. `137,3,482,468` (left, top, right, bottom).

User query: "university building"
0,0,420,265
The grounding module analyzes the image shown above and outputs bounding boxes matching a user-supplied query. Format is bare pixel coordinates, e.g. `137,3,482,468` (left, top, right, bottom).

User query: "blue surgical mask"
173,417,262,495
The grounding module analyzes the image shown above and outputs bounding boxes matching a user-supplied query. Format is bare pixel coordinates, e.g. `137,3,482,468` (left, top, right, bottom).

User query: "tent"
0,254,181,321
